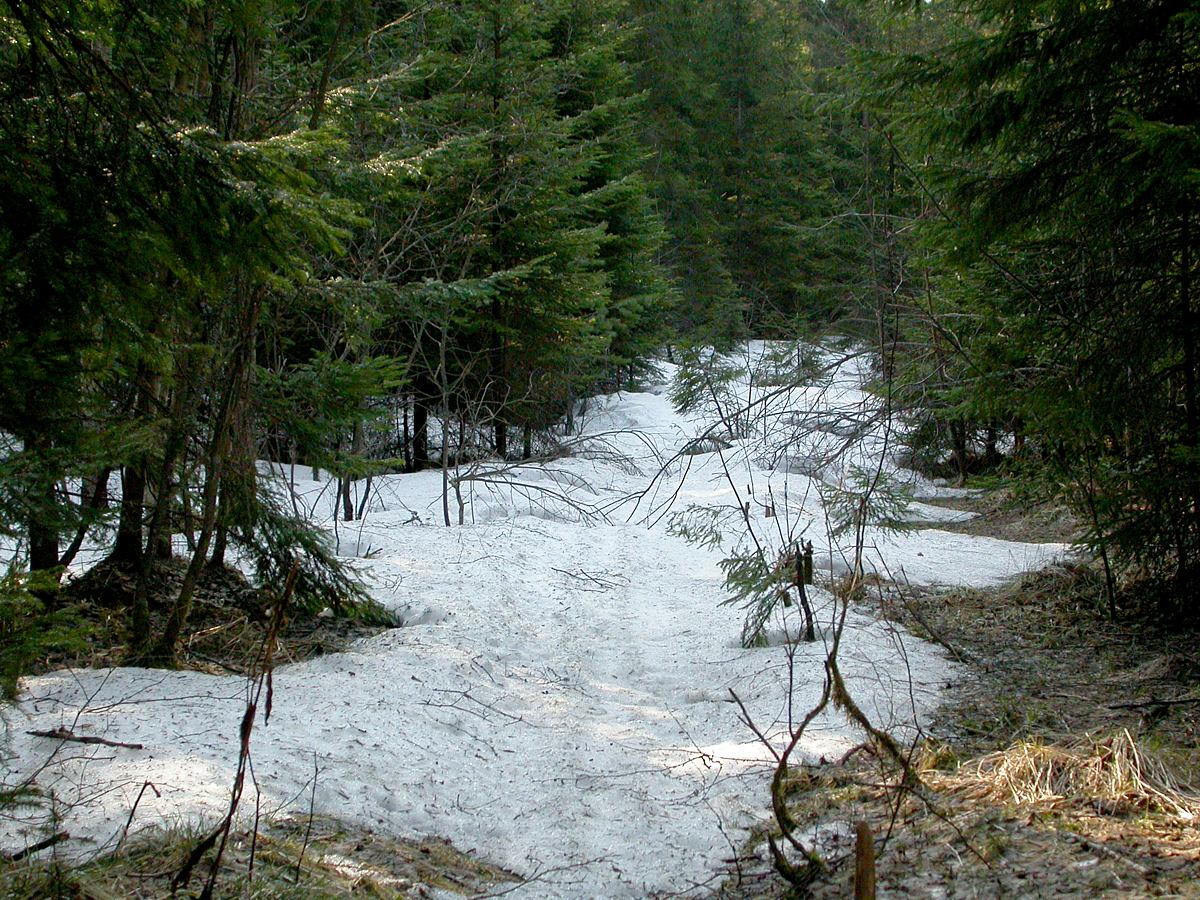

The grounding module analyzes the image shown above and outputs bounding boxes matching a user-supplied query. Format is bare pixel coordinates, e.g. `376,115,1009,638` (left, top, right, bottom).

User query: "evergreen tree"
891,0,1200,589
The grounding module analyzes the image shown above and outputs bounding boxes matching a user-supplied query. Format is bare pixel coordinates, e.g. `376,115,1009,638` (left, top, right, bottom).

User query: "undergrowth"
0,816,518,899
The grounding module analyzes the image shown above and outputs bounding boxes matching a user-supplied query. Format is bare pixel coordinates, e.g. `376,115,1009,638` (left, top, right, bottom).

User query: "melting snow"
1,343,1066,896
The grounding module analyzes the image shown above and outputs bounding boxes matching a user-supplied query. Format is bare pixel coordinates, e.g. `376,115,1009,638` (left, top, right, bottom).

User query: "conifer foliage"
888,0,1200,592
0,0,673,665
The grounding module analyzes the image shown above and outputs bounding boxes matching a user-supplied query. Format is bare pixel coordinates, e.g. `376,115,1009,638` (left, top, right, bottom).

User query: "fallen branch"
27,728,144,750
885,568,977,668
1108,697,1200,711
4,831,69,861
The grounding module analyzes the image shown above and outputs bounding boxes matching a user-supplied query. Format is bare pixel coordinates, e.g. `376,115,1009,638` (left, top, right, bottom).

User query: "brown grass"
933,730,1200,821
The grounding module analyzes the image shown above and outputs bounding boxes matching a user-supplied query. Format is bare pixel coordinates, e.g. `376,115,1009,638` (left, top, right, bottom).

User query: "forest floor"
52,556,395,675
714,487,1200,898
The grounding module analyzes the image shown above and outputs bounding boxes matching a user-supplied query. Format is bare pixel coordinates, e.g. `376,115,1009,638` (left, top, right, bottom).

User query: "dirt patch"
713,498,1200,898
0,814,520,898
46,556,395,675
923,486,1081,545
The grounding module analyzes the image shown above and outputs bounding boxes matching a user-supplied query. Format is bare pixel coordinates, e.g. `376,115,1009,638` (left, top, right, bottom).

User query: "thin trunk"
1181,206,1199,565
151,289,262,666
439,336,452,528
212,361,256,566
488,11,509,461
339,475,354,521
308,1,352,130
402,396,411,471
130,351,195,652
59,468,111,569
950,419,968,486
26,431,59,574
339,420,365,521
984,423,999,465
356,475,373,520
181,461,197,552
412,372,431,470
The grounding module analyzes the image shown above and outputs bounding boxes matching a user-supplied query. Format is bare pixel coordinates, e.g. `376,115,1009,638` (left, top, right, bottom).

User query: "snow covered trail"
1,345,1069,896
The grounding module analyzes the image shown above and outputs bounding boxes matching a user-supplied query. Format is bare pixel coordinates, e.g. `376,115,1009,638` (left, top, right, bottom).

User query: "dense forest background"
1,0,1197,668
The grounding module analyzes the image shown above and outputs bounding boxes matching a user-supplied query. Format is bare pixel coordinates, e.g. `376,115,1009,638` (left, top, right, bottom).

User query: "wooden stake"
854,820,875,900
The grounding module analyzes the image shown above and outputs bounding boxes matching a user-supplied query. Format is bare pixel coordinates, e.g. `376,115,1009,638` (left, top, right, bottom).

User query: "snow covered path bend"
2,347,1070,897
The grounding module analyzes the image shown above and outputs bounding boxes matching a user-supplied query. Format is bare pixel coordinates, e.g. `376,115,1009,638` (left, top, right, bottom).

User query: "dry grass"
0,815,520,899
714,494,1200,898
933,730,1200,821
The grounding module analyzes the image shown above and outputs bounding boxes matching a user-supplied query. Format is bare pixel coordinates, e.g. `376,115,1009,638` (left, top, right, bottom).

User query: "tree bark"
150,288,262,666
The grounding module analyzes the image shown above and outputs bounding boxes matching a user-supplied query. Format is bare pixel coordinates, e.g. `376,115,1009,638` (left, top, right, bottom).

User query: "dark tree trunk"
111,463,146,568
339,476,354,521
402,396,411,471
150,286,263,667
211,525,228,567
28,494,59,574
131,350,196,652
495,421,508,459
412,398,429,470
412,372,432,471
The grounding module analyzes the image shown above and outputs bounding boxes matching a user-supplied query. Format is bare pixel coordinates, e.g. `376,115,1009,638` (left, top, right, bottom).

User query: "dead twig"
295,754,320,884
116,781,161,852
27,727,144,750
173,560,298,898
1108,696,1200,711
728,689,780,763
1061,831,1151,876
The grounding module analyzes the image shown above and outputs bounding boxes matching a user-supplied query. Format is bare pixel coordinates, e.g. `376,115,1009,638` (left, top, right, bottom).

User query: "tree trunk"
1180,205,1199,566
130,351,196,653
26,432,59,575
402,396,411,471
112,466,146,568
211,524,228,567
984,422,999,466
59,469,110,569
412,379,431,471
339,474,354,521
150,287,262,666
308,1,352,130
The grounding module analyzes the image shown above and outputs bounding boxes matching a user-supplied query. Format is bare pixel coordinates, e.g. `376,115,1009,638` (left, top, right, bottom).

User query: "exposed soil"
0,815,519,898
713,490,1200,898
922,486,1081,545
47,556,394,675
